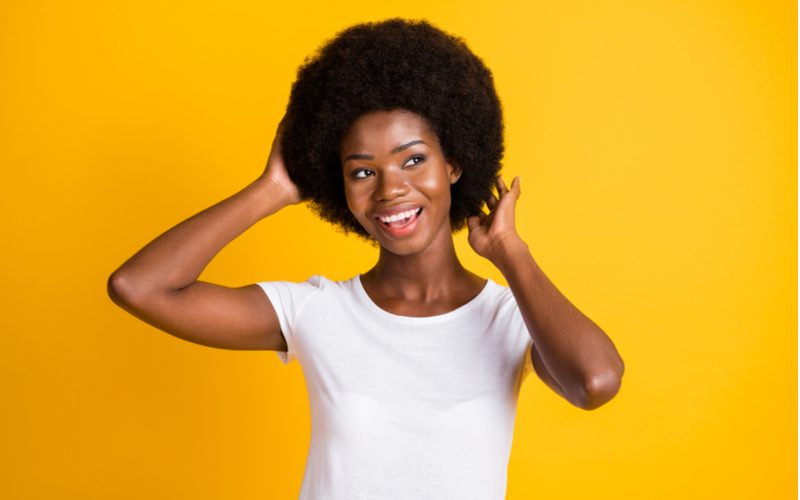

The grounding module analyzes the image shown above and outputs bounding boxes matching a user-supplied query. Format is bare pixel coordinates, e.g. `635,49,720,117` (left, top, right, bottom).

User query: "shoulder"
480,278,515,304
273,274,360,303
474,279,523,319
255,274,334,308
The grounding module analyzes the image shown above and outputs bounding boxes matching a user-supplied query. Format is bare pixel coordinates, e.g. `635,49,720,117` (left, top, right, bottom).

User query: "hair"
280,17,504,241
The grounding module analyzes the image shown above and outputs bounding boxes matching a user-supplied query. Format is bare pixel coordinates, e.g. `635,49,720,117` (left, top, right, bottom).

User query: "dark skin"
108,107,623,410
340,109,486,316
340,109,624,410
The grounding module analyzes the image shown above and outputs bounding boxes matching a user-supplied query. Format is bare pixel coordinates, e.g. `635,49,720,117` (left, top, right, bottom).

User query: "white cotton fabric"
256,274,534,500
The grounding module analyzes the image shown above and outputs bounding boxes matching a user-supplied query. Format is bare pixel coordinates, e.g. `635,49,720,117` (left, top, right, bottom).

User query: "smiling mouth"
376,207,423,227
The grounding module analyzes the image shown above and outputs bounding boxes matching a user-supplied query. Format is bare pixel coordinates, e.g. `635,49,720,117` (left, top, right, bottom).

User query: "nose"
373,168,410,202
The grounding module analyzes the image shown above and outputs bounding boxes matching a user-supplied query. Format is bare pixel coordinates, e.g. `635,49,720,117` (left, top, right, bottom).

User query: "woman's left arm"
467,176,625,411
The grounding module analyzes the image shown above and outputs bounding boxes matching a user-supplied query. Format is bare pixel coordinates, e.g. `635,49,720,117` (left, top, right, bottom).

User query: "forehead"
340,109,438,153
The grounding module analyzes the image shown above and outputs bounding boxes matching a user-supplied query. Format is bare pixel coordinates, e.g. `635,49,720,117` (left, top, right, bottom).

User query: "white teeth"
378,208,419,223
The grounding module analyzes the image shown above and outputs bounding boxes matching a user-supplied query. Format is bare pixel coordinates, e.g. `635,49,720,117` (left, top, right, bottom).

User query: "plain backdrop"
0,1,795,498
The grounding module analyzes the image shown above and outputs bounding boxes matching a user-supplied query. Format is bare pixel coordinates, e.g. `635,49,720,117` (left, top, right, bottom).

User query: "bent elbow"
577,368,624,411
107,272,129,305
107,271,146,307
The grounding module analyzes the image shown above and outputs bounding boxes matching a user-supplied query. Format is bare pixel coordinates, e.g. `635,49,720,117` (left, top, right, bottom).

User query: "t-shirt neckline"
354,274,494,324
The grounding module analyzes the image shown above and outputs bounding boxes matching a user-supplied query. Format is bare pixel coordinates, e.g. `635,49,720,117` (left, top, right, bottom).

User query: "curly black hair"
280,17,504,241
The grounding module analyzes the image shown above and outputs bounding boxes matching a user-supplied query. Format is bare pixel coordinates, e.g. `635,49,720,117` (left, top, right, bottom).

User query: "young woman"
108,18,624,500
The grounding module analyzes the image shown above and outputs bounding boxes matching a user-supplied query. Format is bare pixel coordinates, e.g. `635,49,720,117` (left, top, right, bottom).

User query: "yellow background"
1,0,795,498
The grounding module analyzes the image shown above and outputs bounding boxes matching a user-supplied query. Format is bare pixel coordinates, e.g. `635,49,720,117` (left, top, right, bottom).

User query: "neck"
363,228,474,300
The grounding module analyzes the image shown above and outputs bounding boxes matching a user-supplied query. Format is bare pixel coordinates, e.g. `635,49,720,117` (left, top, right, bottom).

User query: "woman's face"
340,109,461,255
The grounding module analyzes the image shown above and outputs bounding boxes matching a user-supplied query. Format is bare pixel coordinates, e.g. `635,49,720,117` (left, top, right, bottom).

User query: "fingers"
484,175,521,212
511,176,521,196
467,214,480,231
495,175,521,199
496,175,509,196
486,192,498,210
484,176,506,210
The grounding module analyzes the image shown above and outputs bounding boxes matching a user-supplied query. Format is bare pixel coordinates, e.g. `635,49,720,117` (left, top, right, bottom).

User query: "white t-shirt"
257,274,534,500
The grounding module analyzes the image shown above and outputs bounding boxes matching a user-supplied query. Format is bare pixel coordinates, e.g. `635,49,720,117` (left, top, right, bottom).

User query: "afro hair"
280,17,505,241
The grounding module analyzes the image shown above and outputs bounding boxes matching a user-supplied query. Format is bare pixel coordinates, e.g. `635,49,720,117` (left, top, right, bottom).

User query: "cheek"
419,172,452,203
343,186,368,221
342,183,357,210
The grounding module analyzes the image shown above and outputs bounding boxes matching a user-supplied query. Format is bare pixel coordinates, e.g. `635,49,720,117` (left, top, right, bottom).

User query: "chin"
380,242,421,256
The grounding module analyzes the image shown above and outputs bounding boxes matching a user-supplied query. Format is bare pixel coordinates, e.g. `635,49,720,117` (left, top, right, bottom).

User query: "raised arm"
467,176,624,410
107,121,302,351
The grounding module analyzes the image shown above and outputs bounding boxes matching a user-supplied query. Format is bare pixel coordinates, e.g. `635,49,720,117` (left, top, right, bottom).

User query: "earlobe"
449,163,462,184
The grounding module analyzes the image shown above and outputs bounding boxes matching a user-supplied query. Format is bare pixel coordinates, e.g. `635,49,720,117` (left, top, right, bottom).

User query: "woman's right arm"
107,122,301,351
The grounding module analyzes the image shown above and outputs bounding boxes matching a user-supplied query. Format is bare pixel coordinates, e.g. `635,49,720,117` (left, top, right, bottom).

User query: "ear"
448,161,462,185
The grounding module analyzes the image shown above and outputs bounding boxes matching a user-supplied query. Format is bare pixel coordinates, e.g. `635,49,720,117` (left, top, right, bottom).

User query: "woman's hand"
467,175,525,263
258,118,302,207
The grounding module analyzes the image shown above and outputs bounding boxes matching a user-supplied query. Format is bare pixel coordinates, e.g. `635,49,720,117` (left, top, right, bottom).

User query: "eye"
352,168,374,179
404,155,426,167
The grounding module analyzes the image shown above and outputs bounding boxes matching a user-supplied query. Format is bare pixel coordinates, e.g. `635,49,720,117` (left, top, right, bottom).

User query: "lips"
375,207,423,238
373,204,423,221
375,207,422,225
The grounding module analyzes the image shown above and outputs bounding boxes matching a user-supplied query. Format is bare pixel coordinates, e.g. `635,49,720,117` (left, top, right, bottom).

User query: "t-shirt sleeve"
513,309,536,381
522,322,534,379
495,284,536,382
255,275,323,365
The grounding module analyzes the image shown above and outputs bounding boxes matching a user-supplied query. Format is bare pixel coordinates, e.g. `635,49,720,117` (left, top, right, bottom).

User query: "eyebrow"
343,140,426,163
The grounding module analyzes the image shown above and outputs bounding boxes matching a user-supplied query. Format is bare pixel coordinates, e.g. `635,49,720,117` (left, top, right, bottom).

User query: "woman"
108,18,624,500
